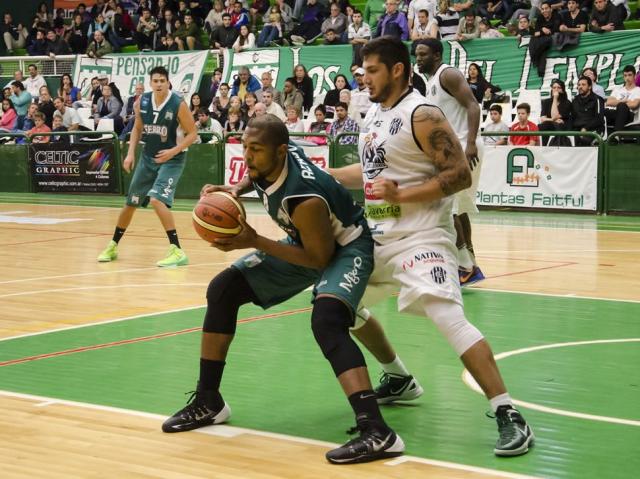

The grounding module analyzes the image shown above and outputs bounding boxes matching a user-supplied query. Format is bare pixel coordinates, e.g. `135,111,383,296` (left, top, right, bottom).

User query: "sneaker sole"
157,257,189,268
326,434,405,465
162,402,231,433
377,384,425,405
97,255,117,262
494,428,535,457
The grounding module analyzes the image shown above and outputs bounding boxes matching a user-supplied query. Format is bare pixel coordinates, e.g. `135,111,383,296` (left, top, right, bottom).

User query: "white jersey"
359,88,453,245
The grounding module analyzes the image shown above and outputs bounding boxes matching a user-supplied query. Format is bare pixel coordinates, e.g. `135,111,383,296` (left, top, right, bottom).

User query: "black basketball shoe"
162,386,231,433
325,414,405,464
375,372,424,404
493,405,535,456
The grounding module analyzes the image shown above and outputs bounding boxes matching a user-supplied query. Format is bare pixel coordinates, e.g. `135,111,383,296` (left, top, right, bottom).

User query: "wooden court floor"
0,196,639,478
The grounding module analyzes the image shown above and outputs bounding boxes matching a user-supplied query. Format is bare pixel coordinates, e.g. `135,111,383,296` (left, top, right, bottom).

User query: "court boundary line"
0,389,540,479
471,288,640,305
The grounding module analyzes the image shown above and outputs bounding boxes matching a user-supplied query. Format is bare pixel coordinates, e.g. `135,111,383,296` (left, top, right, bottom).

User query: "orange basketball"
192,192,246,243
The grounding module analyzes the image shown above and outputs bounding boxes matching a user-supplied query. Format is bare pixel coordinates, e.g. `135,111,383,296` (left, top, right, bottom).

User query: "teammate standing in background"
331,37,534,457
97,66,197,267
415,38,485,286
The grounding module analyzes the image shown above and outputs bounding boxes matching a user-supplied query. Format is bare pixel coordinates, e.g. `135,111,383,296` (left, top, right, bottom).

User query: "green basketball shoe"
97,240,118,262
157,245,189,267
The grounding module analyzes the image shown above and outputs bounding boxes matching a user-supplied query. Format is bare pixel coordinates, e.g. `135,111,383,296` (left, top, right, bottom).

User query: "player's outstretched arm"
371,105,471,203
327,163,364,189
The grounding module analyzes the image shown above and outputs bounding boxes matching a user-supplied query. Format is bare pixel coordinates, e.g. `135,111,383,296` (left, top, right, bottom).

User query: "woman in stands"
58,74,82,107
209,82,231,125
293,64,314,115
467,63,500,105
190,94,204,121
242,92,258,121
305,104,331,145
538,79,573,146
233,24,256,52
0,99,18,133
323,73,349,119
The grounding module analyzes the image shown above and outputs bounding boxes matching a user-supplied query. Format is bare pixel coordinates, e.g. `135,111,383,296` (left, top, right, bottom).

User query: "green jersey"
253,142,368,247
139,91,183,159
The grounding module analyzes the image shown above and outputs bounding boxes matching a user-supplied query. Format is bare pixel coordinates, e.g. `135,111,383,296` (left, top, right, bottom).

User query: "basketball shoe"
157,245,188,267
375,372,424,404
459,266,485,287
97,240,118,262
162,387,231,433
493,405,535,456
326,414,405,464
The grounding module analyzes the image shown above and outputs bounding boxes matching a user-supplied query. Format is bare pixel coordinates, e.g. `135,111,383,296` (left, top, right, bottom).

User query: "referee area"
0,194,638,478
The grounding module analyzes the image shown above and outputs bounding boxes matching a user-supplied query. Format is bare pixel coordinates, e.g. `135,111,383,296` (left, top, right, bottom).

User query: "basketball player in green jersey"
97,66,198,267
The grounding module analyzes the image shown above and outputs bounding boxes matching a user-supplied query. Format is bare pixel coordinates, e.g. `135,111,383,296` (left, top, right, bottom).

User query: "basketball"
192,192,246,243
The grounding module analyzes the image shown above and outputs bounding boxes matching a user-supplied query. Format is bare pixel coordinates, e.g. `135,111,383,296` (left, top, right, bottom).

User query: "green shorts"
126,153,186,208
233,233,373,316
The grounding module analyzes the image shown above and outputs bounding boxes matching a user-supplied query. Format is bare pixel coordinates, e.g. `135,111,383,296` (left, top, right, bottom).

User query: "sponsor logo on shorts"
430,266,447,284
402,251,445,271
161,178,174,198
243,253,263,268
339,256,363,293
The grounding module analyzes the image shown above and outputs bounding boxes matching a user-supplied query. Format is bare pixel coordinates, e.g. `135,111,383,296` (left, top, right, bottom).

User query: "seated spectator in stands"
27,29,48,56
230,1,250,29
38,87,56,128
120,82,144,140
186,0,207,21
305,104,331,144
329,101,360,144
479,17,504,37
282,77,305,114
50,113,70,144
571,75,605,145
93,84,123,133
210,82,231,124
2,87,11,101
10,81,32,130
605,65,640,132
75,3,93,24
293,64,315,113
338,88,361,123
411,9,438,40
434,0,460,39
323,28,341,44
555,0,587,50
351,68,372,118
243,92,259,121
364,0,387,32
224,107,245,133
324,73,350,118
2,13,29,54
509,103,540,145
157,8,176,45
274,0,295,34
87,13,110,39
254,102,267,117
256,71,283,106
322,3,349,40
590,0,624,32
209,68,223,100
109,4,135,52
289,0,326,45
375,0,409,39
190,93,204,121
86,30,112,58
348,9,371,64
18,103,39,137
158,32,179,50
24,65,47,102
0,99,17,132
54,96,81,131
262,90,286,120
233,24,256,51
59,74,81,107
467,63,500,104
481,0,514,26
135,7,157,50
538,79,573,145
515,14,533,39
25,111,51,144
529,2,559,77
484,104,509,145
175,13,202,50
284,106,305,133
195,108,223,139
455,11,481,41
257,5,284,47
230,67,261,102
45,29,71,56
581,67,606,98
65,13,89,54
249,0,271,31
210,13,238,48
205,0,226,32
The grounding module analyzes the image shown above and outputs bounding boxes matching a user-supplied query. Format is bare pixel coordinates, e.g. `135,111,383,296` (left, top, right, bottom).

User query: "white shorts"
453,138,484,216
361,229,463,316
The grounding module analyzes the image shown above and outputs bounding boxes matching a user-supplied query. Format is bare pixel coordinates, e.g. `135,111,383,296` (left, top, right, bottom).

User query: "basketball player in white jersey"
331,36,534,457
415,38,485,286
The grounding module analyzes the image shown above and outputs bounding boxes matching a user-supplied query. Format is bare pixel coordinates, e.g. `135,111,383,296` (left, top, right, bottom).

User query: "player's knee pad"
311,297,366,376
424,297,484,356
203,267,256,335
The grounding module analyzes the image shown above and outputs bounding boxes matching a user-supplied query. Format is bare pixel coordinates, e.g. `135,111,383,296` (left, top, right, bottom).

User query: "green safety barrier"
331,132,362,204
603,131,640,214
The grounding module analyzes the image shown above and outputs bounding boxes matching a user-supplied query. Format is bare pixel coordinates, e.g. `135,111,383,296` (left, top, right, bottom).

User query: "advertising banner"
29,141,119,193
477,146,598,211
73,50,208,101
224,142,330,198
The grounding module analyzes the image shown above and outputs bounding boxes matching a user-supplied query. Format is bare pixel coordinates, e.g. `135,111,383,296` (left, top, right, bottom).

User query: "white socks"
381,355,410,376
490,392,513,412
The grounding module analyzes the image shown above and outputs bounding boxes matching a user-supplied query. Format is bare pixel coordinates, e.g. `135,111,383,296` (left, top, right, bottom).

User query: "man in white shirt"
24,64,47,101
262,90,286,121
53,96,80,130
408,0,438,30
348,10,371,64
483,105,509,145
350,68,372,118
605,65,640,131
411,9,437,40
255,71,283,107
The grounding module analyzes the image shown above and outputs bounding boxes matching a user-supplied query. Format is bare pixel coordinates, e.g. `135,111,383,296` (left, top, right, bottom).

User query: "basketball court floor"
0,193,638,478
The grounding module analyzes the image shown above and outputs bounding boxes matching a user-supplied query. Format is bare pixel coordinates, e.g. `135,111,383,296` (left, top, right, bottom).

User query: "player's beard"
369,81,393,104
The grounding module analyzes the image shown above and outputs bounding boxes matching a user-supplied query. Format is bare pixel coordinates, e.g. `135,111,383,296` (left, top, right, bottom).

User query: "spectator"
195,108,223,139
25,111,51,143
510,3,541,25
434,0,460,39
509,103,539,145
467,63,500,104
605,65,640,132
135,7,157,50
282,77,304,114
529,2,559,77
455,11,481,41
2,13,28,54
515,14,533,39
289,0,326,45
351,68,372,118
50,113,70,144
210,13,238,48
582,67,606,99
86,30,112,58
230,66,261,102
338,88,361,123
2,87,11,100
24,64,47,101
284,105,305,132
484,104,509,145
324,73,350,118
274,0,295,35
364,0,387,31
257,4,284,46
243,91,259,121
538,79,573,145
636,70,640,88
411,9,438,40
175,13,201,50
53,96,81,131
329,101,360,143
233,24,256,51
45,29,71,56
120,82,144,140
262,90,286,120
556,0,588,50
305,104,331,144
210,82,231,124
293,64,315,113
254,102,267,117
348,9,371,64
481,0,514,26
157,9,177,44
27,29,48,56
19,103,39,135
75,3,93,24
230,1,250,29
571,75,605,145
323,28,341,44
93,84,123,133
190,93,204,120
322,3,349,40
58,74,81,107
0,98,17,132
65,13,89,53
158,32,179,50
479,18,504,38
109,4,135,52
224,107,245,133
36,2,54,26
249,0,270,31
10,81,32,130
38,86,56,128
408,0,439,30
590,0,624,32
87,13,110,38
205,0,226,32
209,68,223,101
375,0,409,39
255,71,283,106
